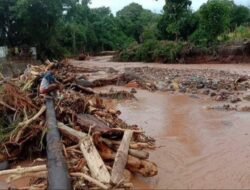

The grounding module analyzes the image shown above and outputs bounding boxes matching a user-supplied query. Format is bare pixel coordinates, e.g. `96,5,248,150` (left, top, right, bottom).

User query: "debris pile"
0,60,157,189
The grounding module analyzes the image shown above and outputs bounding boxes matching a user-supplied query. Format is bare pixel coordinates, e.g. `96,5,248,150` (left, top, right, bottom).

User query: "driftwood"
77,114,123,138
0,165,46,176
0,100,16,111
93,135,158,177
101,138,155,151
71,84,95,95
58,122,111,183
101,138,151,160
92,75,123,87
71,173,109,190
128,149,149,160
111,130,133,185
14,105,46,141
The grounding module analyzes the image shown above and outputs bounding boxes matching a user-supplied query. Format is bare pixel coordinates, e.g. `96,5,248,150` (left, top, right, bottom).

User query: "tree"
12,0,63,59
198,0,231,44
0,0,23,46
230,5,250,29
116,3,159,43
158,0,194,41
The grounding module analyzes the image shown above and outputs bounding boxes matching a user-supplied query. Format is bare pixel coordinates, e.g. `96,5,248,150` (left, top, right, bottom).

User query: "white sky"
89,0,250,14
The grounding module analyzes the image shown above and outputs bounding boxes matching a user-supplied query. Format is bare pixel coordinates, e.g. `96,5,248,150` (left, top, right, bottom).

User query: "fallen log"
77,114,123,138
111,130,133,185
46,98,72,190
100,137,149,159
58,122,111,183
93,135,158,177
71,84,95,95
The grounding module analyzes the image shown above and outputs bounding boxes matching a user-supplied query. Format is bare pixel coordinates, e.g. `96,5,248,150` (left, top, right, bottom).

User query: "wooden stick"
101,138,149,159
0,100,16,111
71,173,109,190
128,149,149,160
18,105,46,128
111,130,133,185
58,122,111,183
15,105,46,141
0,165,46,176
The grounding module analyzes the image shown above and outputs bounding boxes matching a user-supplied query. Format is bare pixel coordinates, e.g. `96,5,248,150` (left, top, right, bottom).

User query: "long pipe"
45,97,71,190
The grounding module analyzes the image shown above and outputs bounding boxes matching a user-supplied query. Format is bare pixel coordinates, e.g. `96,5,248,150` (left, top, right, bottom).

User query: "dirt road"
76,57,250,189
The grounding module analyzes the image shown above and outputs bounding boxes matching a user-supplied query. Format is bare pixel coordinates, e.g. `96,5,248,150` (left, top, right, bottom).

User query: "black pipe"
0,161,9,171
45,97,71,190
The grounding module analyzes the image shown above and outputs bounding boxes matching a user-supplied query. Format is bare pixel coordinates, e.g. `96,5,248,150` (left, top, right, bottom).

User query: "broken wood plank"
111,130,133,185
58,122,111,183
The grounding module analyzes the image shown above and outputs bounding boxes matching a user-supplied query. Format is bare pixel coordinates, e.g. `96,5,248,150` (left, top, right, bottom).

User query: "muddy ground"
72,56,250,189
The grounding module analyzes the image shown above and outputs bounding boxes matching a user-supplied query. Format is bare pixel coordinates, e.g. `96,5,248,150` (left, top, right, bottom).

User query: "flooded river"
84,57,250,189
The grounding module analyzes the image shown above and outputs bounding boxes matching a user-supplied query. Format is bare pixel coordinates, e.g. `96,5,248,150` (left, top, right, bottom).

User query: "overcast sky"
89,0,250,14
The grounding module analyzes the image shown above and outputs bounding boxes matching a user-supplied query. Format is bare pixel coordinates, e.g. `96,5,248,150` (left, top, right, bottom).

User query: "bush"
116,40,185,63
227,26,250,41
153,41,184,62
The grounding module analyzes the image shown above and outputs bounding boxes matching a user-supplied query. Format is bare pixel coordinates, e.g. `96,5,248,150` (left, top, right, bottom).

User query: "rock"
107,67,118,74
202,89,210,95
239,106,250,112
155,81,168,91
230,96,241,103
210,92,217,97
179,87,187,93
243,94,250,101
235,76,248,83
109,87,115,93
215,95,224,101
76,79,93,87
196,82,205,89
189,94,200,99
211,83,218,90
130,88,137,94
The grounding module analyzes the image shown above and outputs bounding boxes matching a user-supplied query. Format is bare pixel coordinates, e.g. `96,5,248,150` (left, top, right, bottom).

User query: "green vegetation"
0,0,249,61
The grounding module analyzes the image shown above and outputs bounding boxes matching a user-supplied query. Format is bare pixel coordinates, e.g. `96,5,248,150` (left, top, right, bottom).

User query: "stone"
210,92,217,97
239,106,250,112
243,94,250,101
130,88,137,94
230,96,241,103
202,89,210,95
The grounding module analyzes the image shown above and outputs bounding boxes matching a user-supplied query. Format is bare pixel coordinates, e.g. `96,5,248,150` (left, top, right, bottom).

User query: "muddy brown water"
100,86,250,189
